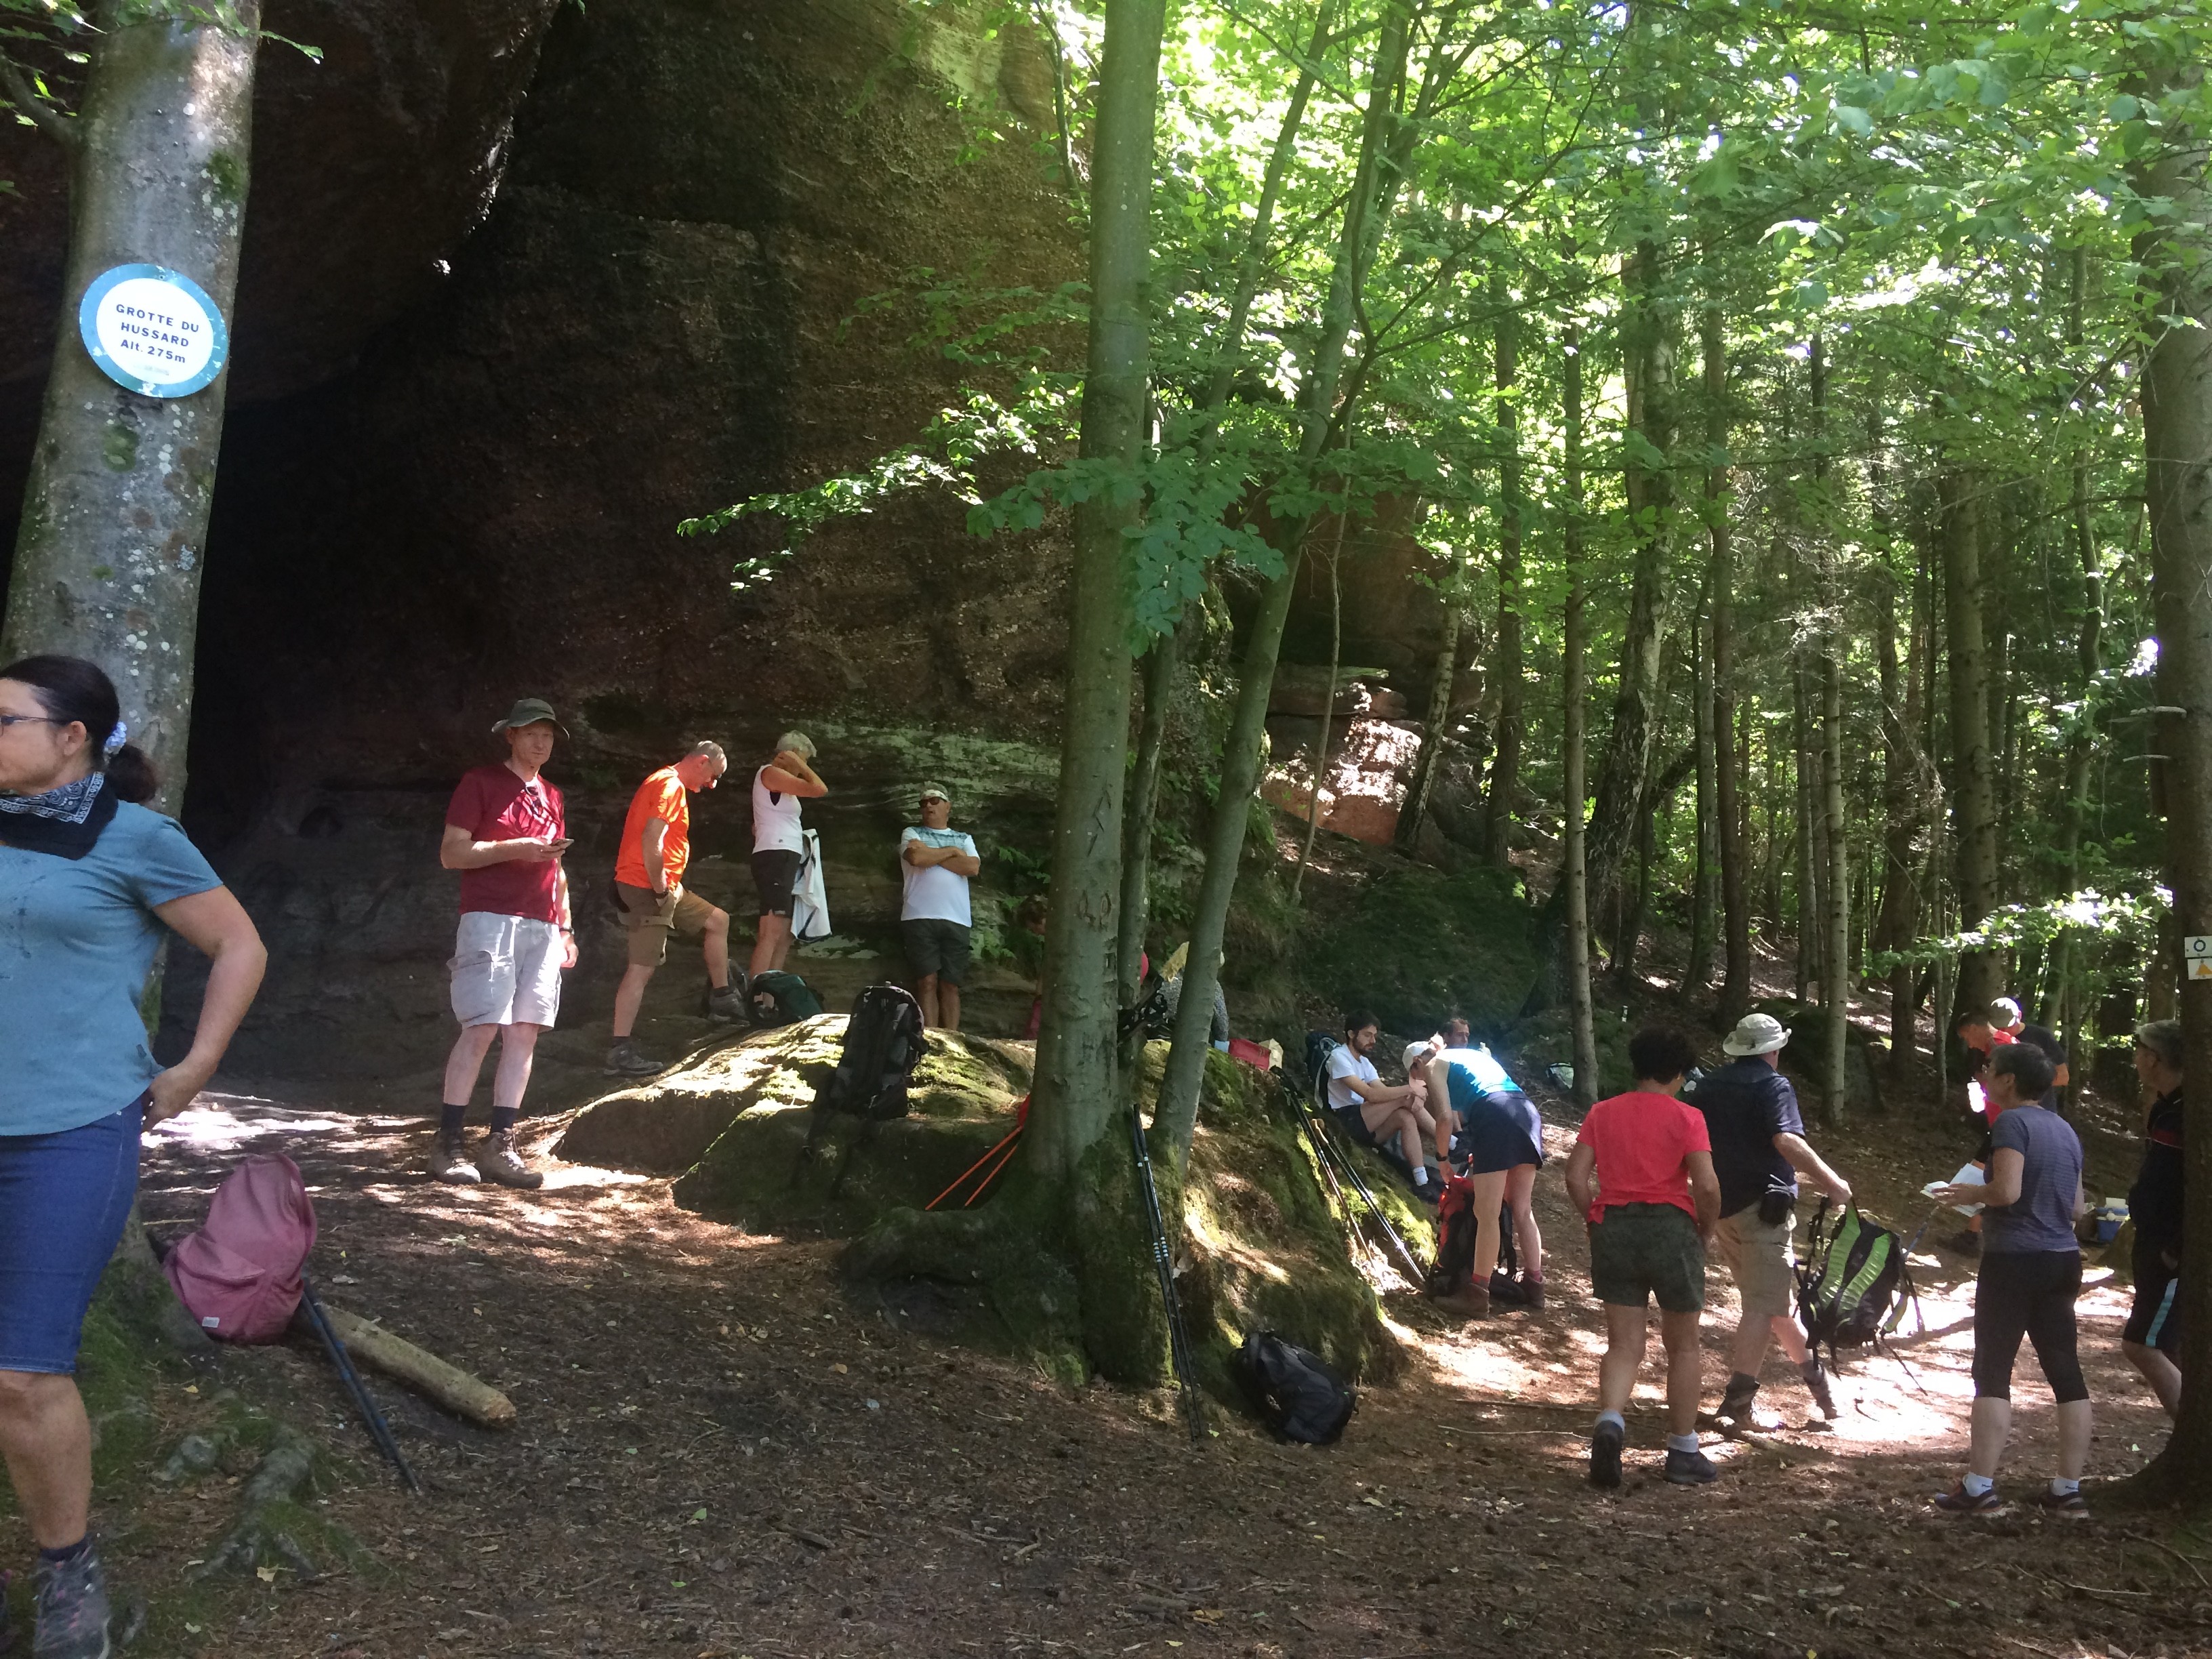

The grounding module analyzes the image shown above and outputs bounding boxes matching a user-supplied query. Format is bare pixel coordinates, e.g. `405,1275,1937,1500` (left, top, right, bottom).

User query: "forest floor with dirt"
36,1001,2205,1659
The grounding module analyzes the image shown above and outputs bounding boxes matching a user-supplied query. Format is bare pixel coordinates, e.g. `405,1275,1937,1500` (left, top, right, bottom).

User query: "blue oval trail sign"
77,264,230,397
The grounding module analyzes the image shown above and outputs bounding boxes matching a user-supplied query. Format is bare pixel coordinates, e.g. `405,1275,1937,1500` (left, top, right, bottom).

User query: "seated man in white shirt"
899,783,982,1031
1324,1008,1444,1201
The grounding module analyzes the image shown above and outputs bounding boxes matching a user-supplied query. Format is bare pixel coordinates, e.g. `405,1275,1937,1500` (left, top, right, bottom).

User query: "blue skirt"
0,1097,143,1374
1450,1078,1544,1174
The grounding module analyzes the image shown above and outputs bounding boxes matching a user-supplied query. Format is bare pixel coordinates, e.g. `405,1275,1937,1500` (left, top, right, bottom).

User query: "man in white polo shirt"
900,784,981,1031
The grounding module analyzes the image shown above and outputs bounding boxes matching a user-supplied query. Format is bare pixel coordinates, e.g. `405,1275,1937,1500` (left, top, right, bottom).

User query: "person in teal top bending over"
0,655,266,1659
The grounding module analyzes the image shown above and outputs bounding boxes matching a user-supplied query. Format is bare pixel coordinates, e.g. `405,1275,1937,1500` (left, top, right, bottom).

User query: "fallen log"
312,1304,516,1429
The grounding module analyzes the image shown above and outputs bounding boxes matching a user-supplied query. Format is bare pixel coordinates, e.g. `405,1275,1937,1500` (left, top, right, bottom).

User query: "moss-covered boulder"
667,1025,1036,1235
1304,865,1540,1039
1166,1049,1406,1387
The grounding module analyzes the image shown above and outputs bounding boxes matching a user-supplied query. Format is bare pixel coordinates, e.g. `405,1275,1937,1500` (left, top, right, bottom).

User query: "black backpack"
813,985,926,1121
1797,1200,1918,1362
1304,1031,1343,1105
1235,1330,1355,1445
750,970,824,1027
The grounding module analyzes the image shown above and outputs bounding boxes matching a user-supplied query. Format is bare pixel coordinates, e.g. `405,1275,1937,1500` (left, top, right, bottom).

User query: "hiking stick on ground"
1130,1104,1207,1444
299,1277,423,1495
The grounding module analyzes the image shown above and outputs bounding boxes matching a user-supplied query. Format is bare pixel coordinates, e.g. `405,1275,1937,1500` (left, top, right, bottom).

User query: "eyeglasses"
0,714,62,731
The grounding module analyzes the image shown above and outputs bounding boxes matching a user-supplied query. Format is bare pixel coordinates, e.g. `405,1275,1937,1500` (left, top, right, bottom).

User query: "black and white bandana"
0,771,118,859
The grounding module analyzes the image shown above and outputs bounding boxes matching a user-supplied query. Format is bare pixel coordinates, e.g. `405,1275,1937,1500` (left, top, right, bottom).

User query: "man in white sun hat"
1685,1011,1854,1430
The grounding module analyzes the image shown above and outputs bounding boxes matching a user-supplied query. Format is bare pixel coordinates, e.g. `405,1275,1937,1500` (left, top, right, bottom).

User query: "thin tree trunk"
1821,645,1849,1128
1027,0,1166,1184
1117,620,1183,1000
1705,309,1750,1021
1292,512,1349,897
1940,470,2004,1021
1794,663,1814,1002
1483,276,1523,868
1395,611,1463,855
1686,589,1716,998
1876,547,1922,1077
1155,8,1412,1165
2053,243,2105,1111
1114,6,1323,992
2133,53,2212,1496
1562,328,1599,1109
1584,241,1677,928
3,0,264,811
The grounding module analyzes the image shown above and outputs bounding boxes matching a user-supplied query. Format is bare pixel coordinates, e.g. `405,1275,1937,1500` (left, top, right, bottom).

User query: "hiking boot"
1589,1420,1624,1490
1664,1444,1721,1486
1488,1271,1528,1305
428,1132,480,1185
478,1129,544,1191
1520,1277,1545,1311
1931,1480,2005,1515
33,1541,111,1659
706,980,748,1023
605,1038,666,1077
1804,1359,1839,1424
1715,1376,1759,1428
2032,1486,2091,1521
1946,1228,1982,1257
1432,1279,1491,1319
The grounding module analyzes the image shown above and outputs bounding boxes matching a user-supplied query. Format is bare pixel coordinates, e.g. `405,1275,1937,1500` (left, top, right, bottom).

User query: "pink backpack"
163,1153,318,1343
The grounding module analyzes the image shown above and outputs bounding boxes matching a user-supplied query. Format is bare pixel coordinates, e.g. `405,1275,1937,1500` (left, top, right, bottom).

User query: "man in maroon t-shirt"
432,698,577,1189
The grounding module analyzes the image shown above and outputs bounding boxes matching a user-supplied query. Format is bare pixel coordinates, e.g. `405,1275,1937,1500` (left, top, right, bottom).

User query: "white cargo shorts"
448,912,565,1028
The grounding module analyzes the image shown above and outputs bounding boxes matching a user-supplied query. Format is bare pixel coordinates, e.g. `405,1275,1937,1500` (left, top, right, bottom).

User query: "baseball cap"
1721,1012,1790,1057
920,782,951,804
1402,1041,1436,1074
491,697,567,735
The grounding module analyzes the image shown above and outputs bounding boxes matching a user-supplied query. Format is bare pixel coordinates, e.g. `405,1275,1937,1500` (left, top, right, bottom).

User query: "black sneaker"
1589,1420,1624,1489
1931,1480,2005,1515
1664,1445,1721,1485
33,1541,112,1659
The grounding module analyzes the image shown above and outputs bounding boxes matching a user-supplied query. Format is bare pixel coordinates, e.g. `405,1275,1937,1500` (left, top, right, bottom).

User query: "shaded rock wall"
3,0,1082,1078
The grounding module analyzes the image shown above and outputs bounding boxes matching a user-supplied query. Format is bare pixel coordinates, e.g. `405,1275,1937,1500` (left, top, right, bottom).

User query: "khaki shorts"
449,912,565,1027
1713,1201,1798,1319
615,881,717,968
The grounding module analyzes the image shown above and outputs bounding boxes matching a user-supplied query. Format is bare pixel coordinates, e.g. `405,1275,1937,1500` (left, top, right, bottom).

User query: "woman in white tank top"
748,731,827,979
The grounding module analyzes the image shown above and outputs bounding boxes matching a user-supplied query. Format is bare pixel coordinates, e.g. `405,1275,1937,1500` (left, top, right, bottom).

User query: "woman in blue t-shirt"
0,656,266,1656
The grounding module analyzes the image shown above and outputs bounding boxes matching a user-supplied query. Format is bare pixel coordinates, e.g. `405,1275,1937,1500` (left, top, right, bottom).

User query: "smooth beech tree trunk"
1875,554,1922,1078
1704,309,1750,1021
1027,0,1166,1188
1155,5,1412,1165
1584,241,1675,930
1821,645,1849,1128
3,1,263,812
1940,470,2004,1022
2133,55,2212,1498
1483,279,1523,868
1561,329,1599,1108
1686,590,1715,997
1117,623,1181,1001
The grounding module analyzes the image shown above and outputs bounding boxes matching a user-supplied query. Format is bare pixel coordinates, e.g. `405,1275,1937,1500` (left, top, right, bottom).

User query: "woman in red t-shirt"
1563,1027,1723,1489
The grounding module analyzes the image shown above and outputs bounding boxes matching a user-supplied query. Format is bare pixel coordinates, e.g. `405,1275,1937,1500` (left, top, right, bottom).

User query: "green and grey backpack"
1796,1200,1919,1364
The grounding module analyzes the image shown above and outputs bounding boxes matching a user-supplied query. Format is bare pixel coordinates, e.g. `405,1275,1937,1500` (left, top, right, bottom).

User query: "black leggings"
1972,1250,2087,1403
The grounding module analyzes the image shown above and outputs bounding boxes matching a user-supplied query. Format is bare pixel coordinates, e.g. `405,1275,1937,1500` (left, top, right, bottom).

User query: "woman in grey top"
1929,1043,2091,1518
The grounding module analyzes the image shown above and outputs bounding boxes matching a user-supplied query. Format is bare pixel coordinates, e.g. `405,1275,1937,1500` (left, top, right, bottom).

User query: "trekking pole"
1129,1105,1207,1444
298,1277,423,1496
926,1104,1028,1212
1287,1082,1427,1286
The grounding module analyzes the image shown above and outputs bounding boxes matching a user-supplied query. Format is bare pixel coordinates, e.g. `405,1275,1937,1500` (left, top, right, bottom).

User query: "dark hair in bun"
0,653,160,804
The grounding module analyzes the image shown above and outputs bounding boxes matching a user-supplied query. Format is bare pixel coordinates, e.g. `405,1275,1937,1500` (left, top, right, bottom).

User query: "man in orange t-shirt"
1565,1026,1724,1490
607,741,733,1076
